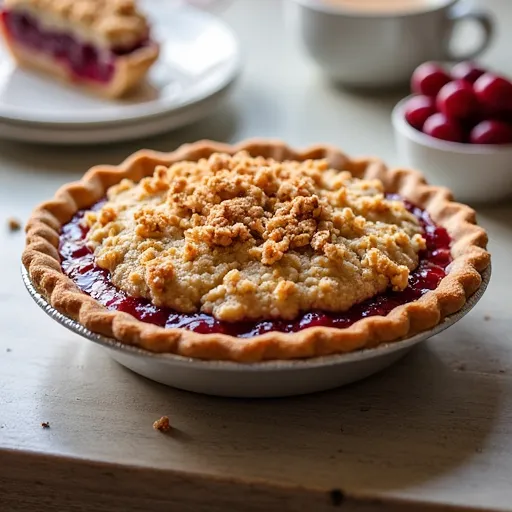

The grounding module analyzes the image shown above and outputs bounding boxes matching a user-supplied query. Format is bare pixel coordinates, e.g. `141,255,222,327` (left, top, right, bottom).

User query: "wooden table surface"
2,1,512,511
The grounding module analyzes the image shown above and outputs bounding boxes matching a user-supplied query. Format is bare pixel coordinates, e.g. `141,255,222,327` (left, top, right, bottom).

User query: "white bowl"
392,96,512,204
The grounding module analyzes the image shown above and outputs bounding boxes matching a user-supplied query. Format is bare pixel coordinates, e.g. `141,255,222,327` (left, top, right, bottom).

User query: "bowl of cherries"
392,61,512,203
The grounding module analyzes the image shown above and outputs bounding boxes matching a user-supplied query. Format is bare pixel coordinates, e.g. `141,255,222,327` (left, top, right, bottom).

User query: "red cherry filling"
59,197,451,338
1,10,150,84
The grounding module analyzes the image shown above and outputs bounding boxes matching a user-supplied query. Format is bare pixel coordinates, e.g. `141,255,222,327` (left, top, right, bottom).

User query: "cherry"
470,120,512,145
404,95,437,131
423,113,464,143
411,62,451,97
474,74,512,115
451,62,486,84
436,80,478,120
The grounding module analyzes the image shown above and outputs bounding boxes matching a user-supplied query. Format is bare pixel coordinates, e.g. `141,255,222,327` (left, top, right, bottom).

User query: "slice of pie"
0,0,159,98
22,140,490,362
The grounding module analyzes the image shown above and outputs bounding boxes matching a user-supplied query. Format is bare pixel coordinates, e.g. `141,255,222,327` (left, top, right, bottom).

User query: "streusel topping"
84,152,426,322
5,0,150,48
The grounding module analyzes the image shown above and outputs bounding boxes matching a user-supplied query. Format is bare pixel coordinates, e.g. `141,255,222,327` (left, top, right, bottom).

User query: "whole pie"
0,0,159,98
23,140,490,362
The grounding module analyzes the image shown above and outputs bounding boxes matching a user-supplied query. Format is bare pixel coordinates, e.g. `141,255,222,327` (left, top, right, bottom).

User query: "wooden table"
2,1,512,510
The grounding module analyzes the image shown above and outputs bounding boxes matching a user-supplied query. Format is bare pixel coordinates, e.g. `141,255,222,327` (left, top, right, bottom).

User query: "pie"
0,0,159,98
22,140,490,362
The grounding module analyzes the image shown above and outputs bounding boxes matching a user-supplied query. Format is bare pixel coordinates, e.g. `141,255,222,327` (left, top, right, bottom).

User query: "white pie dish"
392,96,512,204
22,265,491,398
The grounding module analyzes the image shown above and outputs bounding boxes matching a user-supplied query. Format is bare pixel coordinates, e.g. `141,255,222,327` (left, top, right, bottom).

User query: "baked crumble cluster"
4,0,150,48
84,152,426,322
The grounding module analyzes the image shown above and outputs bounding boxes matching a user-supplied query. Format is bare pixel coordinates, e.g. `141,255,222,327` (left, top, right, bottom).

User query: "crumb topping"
5,0,150,48
84,152,426,322
153,416,171,432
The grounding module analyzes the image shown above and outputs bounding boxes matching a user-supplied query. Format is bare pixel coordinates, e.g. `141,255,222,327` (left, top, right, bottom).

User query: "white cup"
287,0,494,88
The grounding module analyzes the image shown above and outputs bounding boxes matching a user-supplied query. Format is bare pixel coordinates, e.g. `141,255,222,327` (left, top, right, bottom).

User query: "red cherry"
470,120,512,144
436,80,478,120
474,74,512,115
411,62,451,97
404,95,437,131
451,62,486,84
423,113,464,143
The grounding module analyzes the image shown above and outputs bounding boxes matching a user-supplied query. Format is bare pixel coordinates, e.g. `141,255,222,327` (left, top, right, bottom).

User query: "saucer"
0,1,240,129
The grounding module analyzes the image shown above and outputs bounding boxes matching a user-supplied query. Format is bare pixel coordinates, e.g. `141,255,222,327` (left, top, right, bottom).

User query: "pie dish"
22,140,490,363
0,0,159,98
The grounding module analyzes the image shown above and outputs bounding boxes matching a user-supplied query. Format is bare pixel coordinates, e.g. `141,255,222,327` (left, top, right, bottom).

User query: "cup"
287,0,494,88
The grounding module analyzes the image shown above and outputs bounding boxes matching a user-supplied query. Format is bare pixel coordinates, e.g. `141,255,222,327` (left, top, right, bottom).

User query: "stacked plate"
0,2,241,144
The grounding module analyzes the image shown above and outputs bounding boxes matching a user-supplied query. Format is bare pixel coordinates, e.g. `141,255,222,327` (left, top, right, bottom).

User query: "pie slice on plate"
0,0,159,98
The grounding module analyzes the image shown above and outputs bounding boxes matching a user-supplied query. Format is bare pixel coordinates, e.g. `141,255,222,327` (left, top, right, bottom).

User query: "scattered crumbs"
41,422,50,429
329,489,345,507
153,416,171,432
7,217,21,231
360,406,370,412
484,314,491,321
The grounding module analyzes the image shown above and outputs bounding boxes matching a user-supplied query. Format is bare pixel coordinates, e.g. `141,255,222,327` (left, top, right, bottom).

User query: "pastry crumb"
7,217,21,231
41,422,50,429
484,314,491,321
6,348,11,352
153,416,171,432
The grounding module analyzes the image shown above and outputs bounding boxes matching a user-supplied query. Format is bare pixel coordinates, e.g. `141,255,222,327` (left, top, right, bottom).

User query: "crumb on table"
484,314,491,321
153,416,171,432
41,422,50,429
7,217,21,231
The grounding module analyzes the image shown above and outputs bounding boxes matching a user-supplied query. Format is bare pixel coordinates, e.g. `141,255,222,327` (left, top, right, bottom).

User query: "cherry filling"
1,10,150,83
59,197,452,338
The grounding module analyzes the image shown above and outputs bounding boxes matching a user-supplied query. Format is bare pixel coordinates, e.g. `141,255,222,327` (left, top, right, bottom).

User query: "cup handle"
444,2,494,61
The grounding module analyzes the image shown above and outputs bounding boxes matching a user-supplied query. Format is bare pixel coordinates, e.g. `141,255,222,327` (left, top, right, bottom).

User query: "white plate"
0,1,240,127
0,80,234,144
22,265,491,398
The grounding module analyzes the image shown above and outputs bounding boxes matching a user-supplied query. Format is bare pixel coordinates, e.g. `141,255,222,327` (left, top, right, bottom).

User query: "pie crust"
22,140,490,362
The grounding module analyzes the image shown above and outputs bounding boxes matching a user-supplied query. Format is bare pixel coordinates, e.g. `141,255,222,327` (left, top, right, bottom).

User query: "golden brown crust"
22,140,491,362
